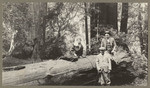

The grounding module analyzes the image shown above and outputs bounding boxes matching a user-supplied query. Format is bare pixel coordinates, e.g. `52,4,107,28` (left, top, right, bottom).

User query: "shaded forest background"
2,2,148,86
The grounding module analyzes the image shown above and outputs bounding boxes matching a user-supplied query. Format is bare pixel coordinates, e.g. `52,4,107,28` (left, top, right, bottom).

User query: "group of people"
71,30,116,86
96,31,116,86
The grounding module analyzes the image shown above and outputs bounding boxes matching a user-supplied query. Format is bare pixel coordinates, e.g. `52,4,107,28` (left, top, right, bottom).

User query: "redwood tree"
90,3,118,38
84,3,89,51
120,3,128,33
31,2,47,61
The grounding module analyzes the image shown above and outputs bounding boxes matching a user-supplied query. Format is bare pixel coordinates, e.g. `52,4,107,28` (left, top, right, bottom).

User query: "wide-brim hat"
73,42,79,46
105,31,111,35
99,47,106,51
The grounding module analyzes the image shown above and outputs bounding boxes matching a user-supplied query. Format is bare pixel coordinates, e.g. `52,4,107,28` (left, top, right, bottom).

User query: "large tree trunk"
90,3,96,38
40,3,47,45
31,2,47,61
84,3,89,51
98,3,118,29
90,3,118,38
120,3,128,33
138,4,144,54
31,3,40,61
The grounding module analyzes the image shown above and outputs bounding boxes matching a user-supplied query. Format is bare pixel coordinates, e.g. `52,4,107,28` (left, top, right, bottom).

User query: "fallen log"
3,48,144,86
2,55,98,86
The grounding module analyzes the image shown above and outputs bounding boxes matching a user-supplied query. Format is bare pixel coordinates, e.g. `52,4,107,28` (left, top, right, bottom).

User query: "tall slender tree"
138,4,144,53
84,3,89,51
120,3,128,33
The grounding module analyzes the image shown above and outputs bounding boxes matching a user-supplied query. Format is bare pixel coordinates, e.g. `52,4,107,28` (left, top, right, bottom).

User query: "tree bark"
84,3,89,51
40,3,47,45
138,4,143,53
2,56,97,85
120,3,128,33
8,30,18,55
107,3,118,30
31,3,47,61
90,3,118,38
90,3,96,38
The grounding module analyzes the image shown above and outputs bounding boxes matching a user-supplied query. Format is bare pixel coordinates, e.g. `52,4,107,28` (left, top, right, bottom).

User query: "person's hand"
81,55,86,58
108,69,111,73
111,50,115,55
98,69,102,73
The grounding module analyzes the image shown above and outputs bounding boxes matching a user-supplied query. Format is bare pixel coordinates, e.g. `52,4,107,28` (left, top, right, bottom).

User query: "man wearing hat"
96,47,112,86
101,31,116,55
96,30,116,85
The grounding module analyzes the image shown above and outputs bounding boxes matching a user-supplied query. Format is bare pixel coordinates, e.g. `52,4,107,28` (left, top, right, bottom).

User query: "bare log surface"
2,55,97,86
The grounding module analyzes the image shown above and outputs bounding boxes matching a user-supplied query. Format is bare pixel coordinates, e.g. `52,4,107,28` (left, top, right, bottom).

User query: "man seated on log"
101,31,117,56
96,47,112,86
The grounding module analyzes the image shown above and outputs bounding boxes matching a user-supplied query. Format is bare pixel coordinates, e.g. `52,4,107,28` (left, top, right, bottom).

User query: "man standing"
96,47,112,86
96,31,116,85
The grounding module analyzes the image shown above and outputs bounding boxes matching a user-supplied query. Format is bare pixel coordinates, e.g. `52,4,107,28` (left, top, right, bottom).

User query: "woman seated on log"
71,37,84,58
60,37,84,62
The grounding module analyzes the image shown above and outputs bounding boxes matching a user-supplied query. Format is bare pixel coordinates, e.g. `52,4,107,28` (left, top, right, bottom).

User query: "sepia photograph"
2,2,148,86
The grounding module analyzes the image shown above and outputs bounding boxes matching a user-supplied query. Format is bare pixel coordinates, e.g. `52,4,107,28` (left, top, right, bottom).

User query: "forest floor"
2,56,147,86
